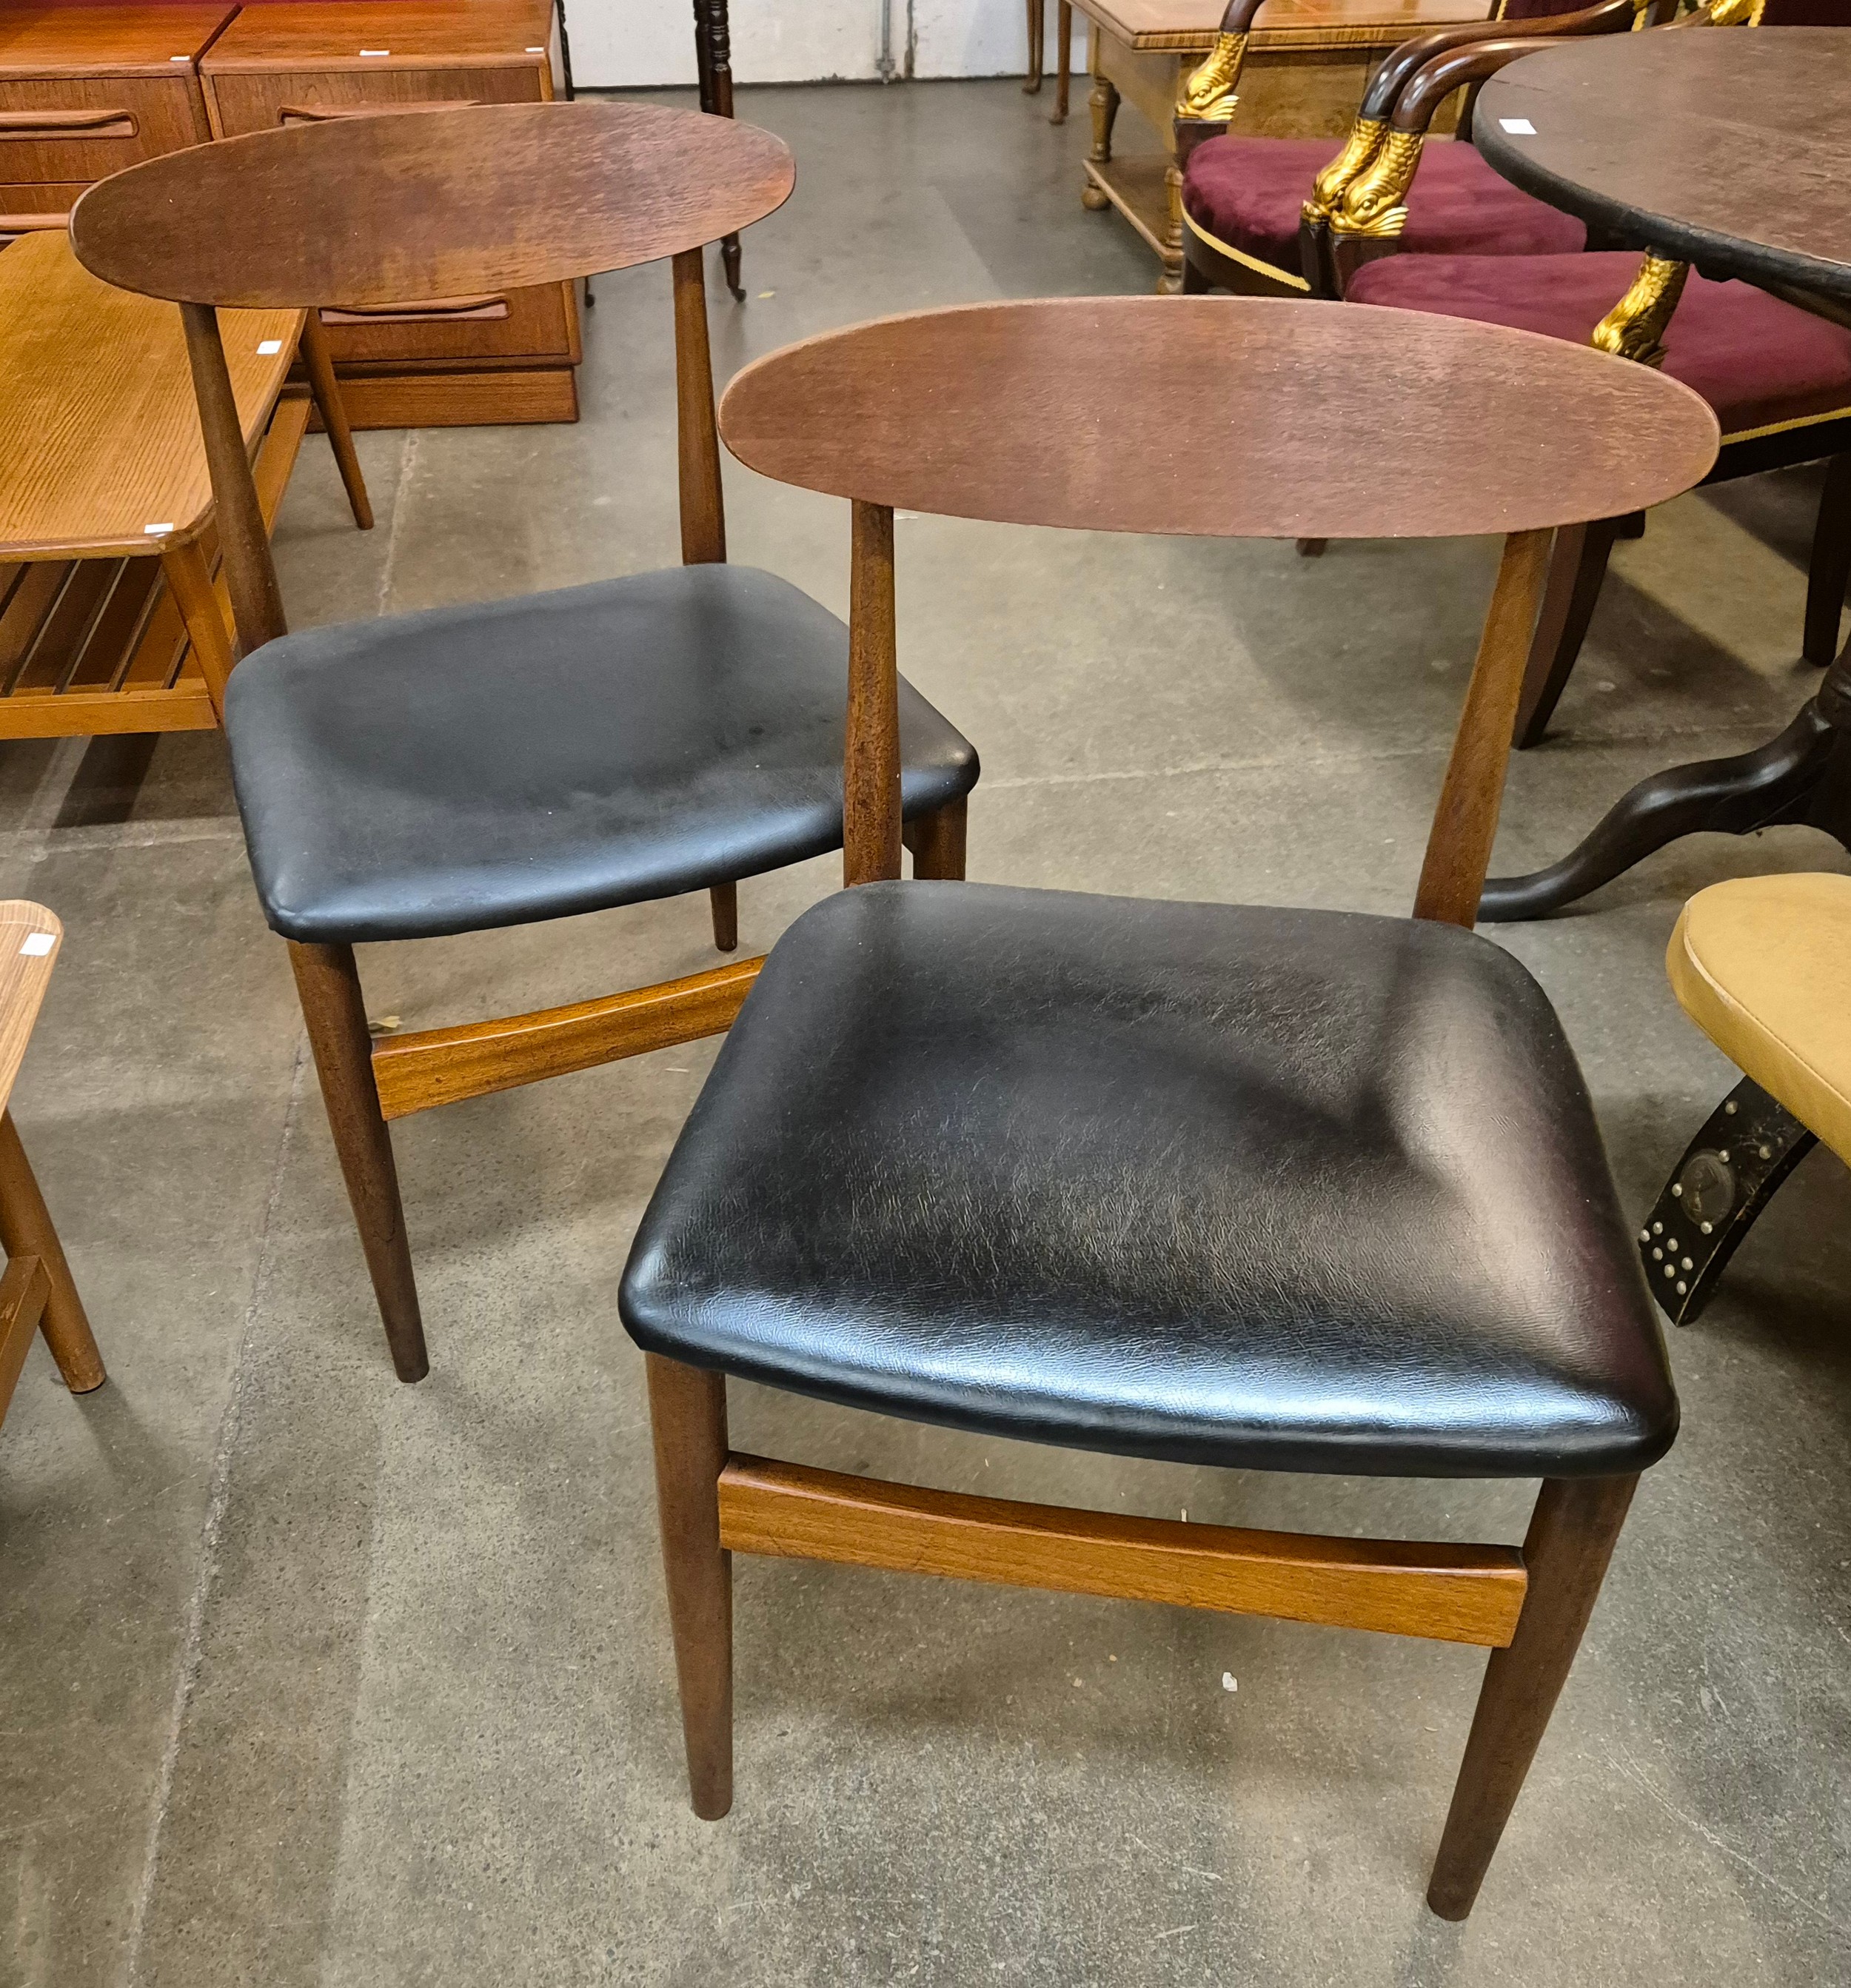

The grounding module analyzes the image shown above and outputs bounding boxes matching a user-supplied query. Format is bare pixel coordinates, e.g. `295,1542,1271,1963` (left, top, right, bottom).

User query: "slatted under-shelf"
0,387,310,740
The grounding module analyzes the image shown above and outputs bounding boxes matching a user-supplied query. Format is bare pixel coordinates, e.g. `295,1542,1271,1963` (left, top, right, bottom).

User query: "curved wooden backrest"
69,101,794,307
721,297,1718,541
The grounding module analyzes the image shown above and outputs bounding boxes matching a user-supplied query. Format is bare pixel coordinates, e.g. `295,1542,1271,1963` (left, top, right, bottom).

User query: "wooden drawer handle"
320,295,510,324
278,100,481,123
0,108,138,140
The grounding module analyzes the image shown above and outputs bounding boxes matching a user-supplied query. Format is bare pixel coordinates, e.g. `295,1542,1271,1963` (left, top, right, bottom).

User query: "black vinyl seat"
622,880,1677,1479
223,565,979,946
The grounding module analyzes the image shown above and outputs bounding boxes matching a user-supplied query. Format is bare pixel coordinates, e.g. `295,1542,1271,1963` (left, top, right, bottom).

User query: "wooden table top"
0,5,235,76
0,231,301,562
1077,0,1490,51
0,902,61,1122
1476,29,1851,304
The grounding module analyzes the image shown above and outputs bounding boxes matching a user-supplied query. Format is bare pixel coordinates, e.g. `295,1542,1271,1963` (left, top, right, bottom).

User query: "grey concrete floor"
3,79,1850,1988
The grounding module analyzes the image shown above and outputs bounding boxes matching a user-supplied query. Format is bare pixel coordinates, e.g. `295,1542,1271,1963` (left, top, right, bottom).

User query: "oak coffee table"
0,227,367,738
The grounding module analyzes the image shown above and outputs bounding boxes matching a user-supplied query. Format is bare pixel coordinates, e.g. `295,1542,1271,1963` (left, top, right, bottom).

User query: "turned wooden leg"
1052,0,1071,121
1083,76,1119,207
287,940,427,1382
1513,517,1624,750
709,880,739,953
646,1353,734,1819
903,794,968,880
0,1111,103,1393
298,312,373,531
1427,1474,1639,1920
1158,160,1185,295
159,542,236,716
1024,0,1043,92
1804,452,1851,666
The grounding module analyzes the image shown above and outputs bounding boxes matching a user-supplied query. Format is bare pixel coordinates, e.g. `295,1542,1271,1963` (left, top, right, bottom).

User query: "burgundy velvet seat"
1182,134,1584,293
1347,252,1851,441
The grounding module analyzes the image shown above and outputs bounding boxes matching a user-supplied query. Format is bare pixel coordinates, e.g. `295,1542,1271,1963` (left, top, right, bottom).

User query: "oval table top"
1474,28,1851,304
720,295,1719,541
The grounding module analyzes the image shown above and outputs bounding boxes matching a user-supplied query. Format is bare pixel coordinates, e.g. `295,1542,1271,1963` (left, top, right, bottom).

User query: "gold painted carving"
1591,252,1690,368
1179,32,1249,118
1706,0,1767,26
1302,117,1388,227
1330,129,1424,238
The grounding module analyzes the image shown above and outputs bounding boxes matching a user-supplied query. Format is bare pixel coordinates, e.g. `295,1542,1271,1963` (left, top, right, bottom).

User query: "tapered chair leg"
287,940,427,1382
709,881,739,953
646,1353,734,1819
903,794,968,880
1513,518,1624,749
1804,453,1851,666
1427,1473,1638,1919
0,1111,104,1393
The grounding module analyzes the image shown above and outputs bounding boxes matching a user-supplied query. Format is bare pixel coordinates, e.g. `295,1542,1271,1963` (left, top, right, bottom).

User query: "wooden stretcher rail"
718,1456,1530,1648
370,954,764,1119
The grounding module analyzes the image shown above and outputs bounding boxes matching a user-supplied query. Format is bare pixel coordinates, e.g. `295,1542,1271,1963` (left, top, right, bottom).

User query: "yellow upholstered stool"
1641,873,1851,1324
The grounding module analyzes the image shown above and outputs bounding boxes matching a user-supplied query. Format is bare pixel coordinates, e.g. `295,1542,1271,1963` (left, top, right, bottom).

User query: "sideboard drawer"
204,58,547,138
0,73,210,184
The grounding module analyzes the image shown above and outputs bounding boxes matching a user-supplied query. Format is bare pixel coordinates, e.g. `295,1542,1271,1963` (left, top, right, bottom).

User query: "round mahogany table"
1467,27,1851,920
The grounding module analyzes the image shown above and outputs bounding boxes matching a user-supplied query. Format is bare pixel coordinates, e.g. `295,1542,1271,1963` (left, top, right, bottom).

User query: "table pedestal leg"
1479,652,1851,921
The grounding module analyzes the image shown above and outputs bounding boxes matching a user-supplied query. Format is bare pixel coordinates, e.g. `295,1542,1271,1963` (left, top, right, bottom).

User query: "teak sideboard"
0,1,580,429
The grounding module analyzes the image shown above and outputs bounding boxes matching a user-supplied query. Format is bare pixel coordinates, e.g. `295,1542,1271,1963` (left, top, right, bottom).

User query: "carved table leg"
1480,686,1851,922
693,0,745,299
1082,73,1119,210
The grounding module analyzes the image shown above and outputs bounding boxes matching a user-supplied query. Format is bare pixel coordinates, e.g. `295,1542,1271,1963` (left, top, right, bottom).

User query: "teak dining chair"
620,296,1718,1914
0,903,105,1437
66,104,979,1383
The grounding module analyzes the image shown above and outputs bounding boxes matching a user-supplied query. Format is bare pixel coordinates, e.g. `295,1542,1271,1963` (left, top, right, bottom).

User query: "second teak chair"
67,104,979,1381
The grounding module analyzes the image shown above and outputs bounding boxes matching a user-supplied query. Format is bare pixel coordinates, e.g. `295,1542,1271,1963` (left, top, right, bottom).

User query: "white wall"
572,0,1086,90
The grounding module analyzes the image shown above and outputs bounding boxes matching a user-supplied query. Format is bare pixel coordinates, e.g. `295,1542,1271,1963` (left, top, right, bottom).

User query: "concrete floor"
3,79,1849,1988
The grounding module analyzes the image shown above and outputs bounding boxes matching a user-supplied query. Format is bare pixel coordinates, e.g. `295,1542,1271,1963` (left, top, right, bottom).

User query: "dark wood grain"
720,298,1718,540
69,99,794,308
1413,526,1552,926
179,301,287,657
287,940,426,1383
672,247,725,566
1474,29,1851,303
846,501,902,888
1427,1474,1638,1918
646,1353,734,1821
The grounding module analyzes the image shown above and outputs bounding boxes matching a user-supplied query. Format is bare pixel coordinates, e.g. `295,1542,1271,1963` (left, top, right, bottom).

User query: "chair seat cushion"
1347,252,1851,442
1668,873,1851,1166
622,882,1676,1479
1182,135,1584,288
223,566,979,944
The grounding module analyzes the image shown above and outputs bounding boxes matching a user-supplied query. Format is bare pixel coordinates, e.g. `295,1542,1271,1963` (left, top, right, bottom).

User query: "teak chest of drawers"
1,2,580,429
0,4,231,232
200,1,579,428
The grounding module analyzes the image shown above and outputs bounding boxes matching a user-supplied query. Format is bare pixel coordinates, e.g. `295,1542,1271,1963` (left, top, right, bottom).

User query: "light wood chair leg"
709,881,739,953
0,1111,103,1393
903,794,968,880
1024,0,1044,92
1426,1473,1638,1920
297,311,374,531
159,542,237,717
287,940,427,1382
646,1352,734,1819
